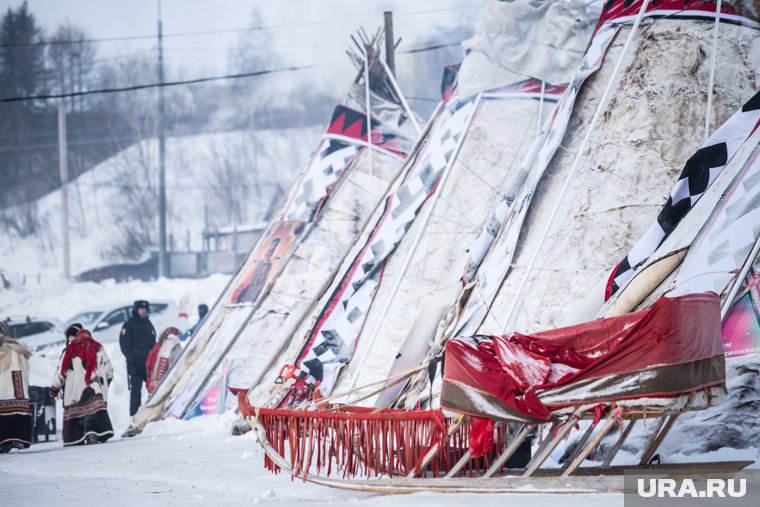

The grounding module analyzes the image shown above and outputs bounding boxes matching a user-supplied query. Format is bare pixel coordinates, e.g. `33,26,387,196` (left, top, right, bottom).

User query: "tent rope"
704,0,722,143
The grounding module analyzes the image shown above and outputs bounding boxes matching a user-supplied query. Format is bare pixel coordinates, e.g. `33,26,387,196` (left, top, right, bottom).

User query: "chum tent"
129,37,419,430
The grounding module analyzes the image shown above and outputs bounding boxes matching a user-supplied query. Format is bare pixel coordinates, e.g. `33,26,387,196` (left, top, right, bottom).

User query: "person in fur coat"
0,322,33,453
50,329,114,446
145,326,182,393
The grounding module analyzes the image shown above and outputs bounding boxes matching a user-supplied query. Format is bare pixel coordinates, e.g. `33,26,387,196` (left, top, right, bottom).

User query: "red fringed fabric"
238,392,519,479
256,406,450,479
469,416,494,458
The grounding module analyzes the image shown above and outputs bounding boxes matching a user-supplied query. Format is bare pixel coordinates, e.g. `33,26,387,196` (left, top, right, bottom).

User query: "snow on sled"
236,292,752,493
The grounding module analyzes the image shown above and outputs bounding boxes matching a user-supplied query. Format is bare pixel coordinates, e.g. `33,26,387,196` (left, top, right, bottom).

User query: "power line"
398,40,463,54
0,34,464,104
407,96,439,102
0,64,316,103
0,21,325,49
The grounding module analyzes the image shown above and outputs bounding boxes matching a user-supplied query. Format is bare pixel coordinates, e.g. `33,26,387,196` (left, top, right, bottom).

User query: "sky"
0,0,483,95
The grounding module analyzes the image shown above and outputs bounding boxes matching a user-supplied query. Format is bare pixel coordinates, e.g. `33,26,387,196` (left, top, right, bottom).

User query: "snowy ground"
3,409,758,506
0,413,624,507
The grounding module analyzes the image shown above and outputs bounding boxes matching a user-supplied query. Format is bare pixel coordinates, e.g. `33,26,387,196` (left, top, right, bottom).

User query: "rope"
704,0,723,143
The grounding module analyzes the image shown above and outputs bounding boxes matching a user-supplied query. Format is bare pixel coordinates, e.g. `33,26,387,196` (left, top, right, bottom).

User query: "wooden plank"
406,415,465,478
601,419,636,467
637,415,666,464
538,460,754,477
639,414,679,465
482,424,532,478
561,413,616,477
523,409,583,477
560,422,596,471
444,450,471,478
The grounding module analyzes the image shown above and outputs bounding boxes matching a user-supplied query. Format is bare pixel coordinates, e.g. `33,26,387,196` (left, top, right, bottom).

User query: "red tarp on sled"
442,293,726,423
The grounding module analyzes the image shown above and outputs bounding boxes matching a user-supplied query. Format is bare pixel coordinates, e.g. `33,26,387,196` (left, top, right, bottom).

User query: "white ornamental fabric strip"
668,144,760,298
284,138,359,222
452,24,618,337
607,90,760,299
462,80,566,283
291,96,480,399
146,106,410,419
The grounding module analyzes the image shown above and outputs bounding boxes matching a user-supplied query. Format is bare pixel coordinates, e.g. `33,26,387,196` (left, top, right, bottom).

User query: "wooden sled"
235,294,753,493
236,391,752,494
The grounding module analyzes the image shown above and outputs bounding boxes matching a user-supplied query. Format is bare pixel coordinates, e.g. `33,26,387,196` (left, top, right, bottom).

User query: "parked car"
2,316,65,353
66,301,189,345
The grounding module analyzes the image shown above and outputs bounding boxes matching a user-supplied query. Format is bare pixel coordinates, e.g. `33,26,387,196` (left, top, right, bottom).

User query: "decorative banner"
462,78,566,284
284,139,359,222
722,271,760,357
668,145,760,298
152,102,413,420
285,104,410,223
288,95,480,401
597,0,760,30
183,363,230,420
440,63,461,102
324,105,413,159
229,221,304,305
607,90,760,299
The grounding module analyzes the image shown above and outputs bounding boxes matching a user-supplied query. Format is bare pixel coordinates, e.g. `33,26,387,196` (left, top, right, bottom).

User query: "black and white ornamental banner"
669,139,760,299
292,96,481,396
607,91,760,299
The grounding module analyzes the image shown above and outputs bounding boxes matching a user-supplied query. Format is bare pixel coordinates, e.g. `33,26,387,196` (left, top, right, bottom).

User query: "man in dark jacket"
119,300,156,416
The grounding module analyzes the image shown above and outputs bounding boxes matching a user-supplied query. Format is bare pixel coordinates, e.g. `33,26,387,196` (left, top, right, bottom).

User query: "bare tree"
204,135,261,228
99,55,160,260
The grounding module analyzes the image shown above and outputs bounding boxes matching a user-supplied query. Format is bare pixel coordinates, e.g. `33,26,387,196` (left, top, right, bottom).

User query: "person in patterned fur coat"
50,328,114,446
145,326,182,394
0,322,33,453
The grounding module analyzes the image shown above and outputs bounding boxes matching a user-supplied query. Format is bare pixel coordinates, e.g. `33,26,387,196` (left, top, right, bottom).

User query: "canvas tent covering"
472,0,760,339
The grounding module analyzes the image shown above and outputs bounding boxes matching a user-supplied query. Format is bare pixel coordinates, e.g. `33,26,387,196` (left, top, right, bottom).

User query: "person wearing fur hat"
50,328,114,446
0,322,33,453
145,326,182,394
119,300,156,416
62,323,83,352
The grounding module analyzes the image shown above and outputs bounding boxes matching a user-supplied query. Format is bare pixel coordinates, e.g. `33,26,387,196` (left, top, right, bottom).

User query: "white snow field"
1,417,627,506
4,277,754,506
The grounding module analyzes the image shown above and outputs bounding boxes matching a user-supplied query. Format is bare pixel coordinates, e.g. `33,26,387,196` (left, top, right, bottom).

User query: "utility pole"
384,11,395,76
58,101,71,280
157,0,168,278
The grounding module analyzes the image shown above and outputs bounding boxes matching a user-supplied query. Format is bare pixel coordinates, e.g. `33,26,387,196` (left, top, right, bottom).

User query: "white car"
66,301,189,345
2,316,66,353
